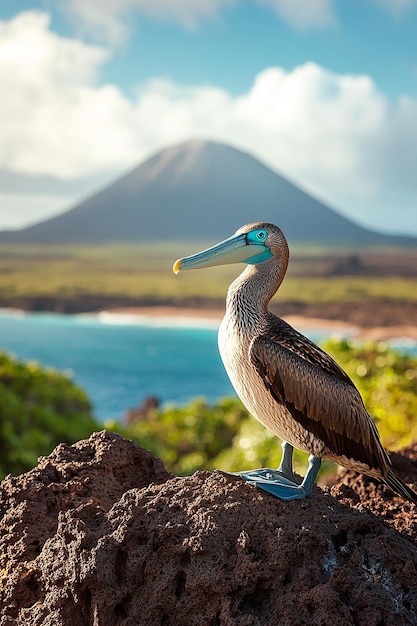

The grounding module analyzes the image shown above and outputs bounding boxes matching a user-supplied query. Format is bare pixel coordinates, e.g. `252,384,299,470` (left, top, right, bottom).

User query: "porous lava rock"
1,431,417,626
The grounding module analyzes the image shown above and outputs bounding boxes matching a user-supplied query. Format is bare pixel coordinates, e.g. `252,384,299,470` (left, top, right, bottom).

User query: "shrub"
0,351,98,478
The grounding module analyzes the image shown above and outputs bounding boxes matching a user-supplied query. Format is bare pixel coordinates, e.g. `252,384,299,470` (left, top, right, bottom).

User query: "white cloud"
128,65,417,233
255,0,336,29
63,0,236,44
0,11,140,178
1,11,417,234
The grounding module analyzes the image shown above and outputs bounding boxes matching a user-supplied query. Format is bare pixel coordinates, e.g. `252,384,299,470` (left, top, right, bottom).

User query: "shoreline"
1,305,416,343
103,306,417,343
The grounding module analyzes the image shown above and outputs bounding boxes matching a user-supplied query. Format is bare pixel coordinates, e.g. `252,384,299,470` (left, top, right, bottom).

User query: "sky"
0,0,416,236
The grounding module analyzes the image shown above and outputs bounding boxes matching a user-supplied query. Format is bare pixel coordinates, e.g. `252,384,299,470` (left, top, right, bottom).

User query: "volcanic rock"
1,431,417,626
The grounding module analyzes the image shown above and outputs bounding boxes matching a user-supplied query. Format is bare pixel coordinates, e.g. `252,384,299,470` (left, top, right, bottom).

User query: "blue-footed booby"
173,222,417,504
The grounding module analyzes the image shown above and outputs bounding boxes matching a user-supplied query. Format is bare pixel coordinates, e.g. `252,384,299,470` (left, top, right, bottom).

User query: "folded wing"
249,329,389,474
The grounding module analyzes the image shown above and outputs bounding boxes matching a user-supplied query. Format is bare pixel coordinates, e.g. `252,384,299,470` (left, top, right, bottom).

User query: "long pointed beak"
174,232,265,274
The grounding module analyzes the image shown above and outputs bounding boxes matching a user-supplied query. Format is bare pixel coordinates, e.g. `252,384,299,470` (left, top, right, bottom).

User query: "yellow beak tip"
173,259,182,275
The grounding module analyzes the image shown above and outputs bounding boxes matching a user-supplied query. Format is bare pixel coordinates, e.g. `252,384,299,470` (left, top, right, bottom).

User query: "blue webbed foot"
224,446,321,501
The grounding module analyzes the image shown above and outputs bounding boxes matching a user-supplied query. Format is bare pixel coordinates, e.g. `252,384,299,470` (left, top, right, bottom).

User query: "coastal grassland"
0,242,417,307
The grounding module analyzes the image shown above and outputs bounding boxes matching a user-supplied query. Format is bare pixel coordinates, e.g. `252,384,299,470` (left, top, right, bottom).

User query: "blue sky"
0,0,416,235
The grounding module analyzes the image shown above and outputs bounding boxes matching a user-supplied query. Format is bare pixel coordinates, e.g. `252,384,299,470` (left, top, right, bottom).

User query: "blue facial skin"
244,229,273,265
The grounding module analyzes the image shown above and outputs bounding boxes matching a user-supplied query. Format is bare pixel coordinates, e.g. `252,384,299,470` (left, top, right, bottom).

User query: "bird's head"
173,222,288,274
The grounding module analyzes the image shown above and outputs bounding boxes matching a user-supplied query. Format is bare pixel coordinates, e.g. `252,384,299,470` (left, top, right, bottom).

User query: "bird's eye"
256,230,267,241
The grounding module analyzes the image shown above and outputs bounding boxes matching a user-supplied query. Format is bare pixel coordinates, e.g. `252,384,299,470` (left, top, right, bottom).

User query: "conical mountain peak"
0,140,415,247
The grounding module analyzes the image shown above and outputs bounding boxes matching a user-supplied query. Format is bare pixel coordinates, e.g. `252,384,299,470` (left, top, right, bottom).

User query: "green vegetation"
0,243,417,306
1,339,417,481
320,339,417,450
0,352,98,478
0,242,234,303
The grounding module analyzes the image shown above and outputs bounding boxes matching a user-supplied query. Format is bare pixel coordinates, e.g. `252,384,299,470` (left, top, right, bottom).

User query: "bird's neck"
225,256,287,330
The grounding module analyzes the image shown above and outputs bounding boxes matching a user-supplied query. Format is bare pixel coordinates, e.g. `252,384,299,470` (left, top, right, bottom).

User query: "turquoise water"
0,310,415,422
0,311,231,420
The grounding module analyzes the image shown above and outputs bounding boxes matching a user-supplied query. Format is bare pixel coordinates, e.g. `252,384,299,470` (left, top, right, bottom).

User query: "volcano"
1,140,415,247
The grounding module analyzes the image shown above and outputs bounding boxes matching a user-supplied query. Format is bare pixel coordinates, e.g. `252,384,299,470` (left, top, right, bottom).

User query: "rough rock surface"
1,431,417,626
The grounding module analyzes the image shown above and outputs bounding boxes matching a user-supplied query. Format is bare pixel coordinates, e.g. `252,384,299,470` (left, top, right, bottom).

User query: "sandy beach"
102,306,417,343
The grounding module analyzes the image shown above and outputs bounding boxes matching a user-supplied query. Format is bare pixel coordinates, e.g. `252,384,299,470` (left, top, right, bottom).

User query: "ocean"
0,310,415,422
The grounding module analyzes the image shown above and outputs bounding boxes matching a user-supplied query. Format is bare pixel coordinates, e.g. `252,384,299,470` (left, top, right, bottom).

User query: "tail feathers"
384,470,417,506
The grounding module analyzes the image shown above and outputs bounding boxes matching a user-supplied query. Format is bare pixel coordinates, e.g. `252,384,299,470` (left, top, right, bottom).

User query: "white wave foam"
97,311,220,330
0,307,26,319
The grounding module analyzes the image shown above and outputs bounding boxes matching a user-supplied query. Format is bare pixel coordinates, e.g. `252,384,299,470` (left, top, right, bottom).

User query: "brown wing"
265,314,355,386
249,333,389,473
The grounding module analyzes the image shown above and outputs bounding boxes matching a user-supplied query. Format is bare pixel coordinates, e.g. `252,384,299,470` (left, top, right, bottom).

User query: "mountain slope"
1,140,415,246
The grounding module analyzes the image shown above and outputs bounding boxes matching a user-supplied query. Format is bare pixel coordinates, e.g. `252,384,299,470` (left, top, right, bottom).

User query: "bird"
173,222,417,504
